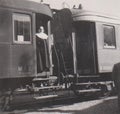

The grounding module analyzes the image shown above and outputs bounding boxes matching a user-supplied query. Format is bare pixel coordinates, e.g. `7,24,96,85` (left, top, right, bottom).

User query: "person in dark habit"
36,26,50,73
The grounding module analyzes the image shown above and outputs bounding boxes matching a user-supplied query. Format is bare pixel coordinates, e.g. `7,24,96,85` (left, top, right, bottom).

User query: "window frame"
103,24,116,49
13,13,32,44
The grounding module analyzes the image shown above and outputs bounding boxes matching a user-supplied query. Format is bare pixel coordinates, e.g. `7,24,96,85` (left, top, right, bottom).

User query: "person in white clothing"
36,26,48,40
36,26,50,73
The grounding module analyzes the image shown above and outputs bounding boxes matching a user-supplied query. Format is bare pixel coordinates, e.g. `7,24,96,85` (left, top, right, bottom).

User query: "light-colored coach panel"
72,9,120,73
96,22,120,73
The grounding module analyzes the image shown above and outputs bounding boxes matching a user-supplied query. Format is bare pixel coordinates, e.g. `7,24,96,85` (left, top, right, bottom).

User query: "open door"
74,21,97,75
35,13,50,74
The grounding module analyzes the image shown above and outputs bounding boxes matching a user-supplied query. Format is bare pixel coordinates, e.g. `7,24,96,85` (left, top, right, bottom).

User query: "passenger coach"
0,0,53,110
71,9,120,77
71,9,120,93
52,8,120,96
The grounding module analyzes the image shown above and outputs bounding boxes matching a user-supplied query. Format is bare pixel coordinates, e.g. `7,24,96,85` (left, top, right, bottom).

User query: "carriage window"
103,25,116,48
13,13,31,43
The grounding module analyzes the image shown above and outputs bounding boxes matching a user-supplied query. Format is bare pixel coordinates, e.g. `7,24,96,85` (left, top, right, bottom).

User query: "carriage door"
35,14,50,74
75,21,97,75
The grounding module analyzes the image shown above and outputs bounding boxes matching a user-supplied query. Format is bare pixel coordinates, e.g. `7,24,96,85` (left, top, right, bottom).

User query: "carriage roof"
71,9,120,24
0,0,52,18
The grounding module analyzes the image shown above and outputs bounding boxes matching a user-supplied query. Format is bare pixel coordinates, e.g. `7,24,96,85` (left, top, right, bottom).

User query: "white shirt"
36,32,48,39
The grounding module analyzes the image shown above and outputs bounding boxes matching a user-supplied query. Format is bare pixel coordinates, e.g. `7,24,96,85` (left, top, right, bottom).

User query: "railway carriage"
0,0,54,110
71,9,120,78
52,8,120,96
71,9,120,94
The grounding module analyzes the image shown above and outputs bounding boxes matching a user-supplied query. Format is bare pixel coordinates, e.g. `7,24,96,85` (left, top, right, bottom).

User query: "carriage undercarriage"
0,74,114,111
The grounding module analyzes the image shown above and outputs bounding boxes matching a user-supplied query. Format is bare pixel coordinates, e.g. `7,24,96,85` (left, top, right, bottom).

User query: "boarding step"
33,76,57,82
14,88,28,95
78,75,100,78
73,81,114,92
34,94,58,100
75,81,113,86
77,75,101,82
34,85,62,92
77,88,101,93
14,86,62,96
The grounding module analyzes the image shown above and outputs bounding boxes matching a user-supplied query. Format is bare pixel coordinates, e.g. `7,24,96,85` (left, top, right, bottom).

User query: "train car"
72,9,120,75
71,9,120,94
52,8,120,96
0,0,54,110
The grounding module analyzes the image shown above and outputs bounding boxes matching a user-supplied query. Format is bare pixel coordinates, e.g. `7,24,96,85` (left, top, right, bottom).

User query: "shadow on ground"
1,97,119,114
17,97,120,114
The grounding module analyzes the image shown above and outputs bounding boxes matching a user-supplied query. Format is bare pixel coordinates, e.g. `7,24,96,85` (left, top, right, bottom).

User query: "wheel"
0,90,13,111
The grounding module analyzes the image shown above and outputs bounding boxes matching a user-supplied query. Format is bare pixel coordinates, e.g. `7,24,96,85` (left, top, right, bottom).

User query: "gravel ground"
0,96,119,114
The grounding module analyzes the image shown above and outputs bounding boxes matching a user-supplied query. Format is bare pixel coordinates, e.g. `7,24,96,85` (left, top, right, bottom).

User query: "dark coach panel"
0,0,52,84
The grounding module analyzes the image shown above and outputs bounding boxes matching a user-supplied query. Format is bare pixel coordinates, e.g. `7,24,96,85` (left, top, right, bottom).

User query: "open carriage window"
13,13,31,44
103,25,116,49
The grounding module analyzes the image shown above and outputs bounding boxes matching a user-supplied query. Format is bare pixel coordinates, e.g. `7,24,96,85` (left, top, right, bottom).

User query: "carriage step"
77,89,101,93
75,81,113,86
15,86,62,94
33,76,57,82
34,95,58,100
34,86,62,91
78,75,99,78
15,88,27,92
33,78,49,81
